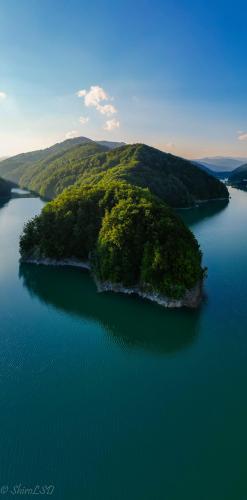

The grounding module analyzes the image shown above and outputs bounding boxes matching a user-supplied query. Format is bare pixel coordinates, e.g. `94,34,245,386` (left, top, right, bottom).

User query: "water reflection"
0,196,11,210
0,189,37,212
229,184,247,193
19,263,201,356
11,187,38,198
178,198,229,227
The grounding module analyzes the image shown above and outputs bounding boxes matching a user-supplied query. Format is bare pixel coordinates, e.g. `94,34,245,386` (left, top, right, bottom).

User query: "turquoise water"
0,188,247,499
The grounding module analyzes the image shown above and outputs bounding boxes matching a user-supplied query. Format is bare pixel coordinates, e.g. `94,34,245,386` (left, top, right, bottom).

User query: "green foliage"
17,140,226,300
0,140,229,208
20,181,203,299
0,137,105,185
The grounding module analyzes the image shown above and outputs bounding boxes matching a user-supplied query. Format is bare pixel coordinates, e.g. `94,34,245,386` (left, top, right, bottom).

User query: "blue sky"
1,0,247,158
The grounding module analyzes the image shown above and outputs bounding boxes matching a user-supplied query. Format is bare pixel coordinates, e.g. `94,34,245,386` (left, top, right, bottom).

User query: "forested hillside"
228,164,247,188
0,139,229,207
0,137,98,184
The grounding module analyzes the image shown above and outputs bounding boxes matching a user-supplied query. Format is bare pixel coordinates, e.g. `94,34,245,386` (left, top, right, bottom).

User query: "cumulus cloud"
65,130,79,139
238,132,247,141
0,92,7,100
97,103,117,115
79,116,89,124
76,85,117,116
103,118,120,131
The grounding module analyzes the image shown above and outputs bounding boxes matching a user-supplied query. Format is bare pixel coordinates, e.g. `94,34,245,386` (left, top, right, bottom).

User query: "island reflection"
19,263,202,356
178,198,229,227
0,196,11,210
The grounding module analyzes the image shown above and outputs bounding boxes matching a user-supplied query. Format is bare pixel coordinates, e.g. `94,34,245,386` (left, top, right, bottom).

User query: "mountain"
96,140,126,149
193,161,230,180
193,161,215,176
17,140,230,308
0,137,124,184
0,137,97,184
67,144,229,208
0,140,229,207
228,164,247,188
196,156,247,173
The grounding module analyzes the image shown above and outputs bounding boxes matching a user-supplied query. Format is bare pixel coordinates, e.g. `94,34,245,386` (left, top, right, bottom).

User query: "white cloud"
238,132,247,141
77,90,87,98
97,103,117,115
166,142,175,149
79,116,89,124
103,118,120,131
0,92,7,101
65,130,79,139
76,85,117,115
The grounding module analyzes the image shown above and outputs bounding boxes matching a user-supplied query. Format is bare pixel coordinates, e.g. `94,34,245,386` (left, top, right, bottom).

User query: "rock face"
21,257,203,309
96,280,203,309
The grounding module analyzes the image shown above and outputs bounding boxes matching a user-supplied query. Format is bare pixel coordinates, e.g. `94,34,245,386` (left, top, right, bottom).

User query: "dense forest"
228,164,247,188
1,136,229,306
0,139,229,208
20,181,204,301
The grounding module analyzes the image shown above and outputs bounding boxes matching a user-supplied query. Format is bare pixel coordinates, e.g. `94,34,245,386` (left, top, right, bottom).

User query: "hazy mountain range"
196,156,247,173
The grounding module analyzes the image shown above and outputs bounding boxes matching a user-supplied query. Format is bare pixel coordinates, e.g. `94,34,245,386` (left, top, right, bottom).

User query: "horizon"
1,0,247,158
1,135,247,162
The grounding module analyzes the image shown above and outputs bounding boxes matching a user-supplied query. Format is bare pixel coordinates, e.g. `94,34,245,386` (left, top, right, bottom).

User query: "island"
20,181,205,308
1,137,228,309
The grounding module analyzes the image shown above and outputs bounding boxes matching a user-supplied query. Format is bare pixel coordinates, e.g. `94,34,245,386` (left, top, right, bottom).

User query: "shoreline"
96,280,203,309
21,257,203,309
21,257,91,270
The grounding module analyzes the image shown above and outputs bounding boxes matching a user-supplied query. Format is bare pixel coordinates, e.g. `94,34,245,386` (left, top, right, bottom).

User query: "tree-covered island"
1,139,228,308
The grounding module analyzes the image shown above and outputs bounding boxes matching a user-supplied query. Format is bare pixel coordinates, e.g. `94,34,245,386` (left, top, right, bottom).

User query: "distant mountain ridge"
196,156,247,173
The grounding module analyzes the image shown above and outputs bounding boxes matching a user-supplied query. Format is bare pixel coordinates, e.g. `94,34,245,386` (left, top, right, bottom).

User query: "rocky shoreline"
21,257,203,309
22,257,91,270
97,280,203,308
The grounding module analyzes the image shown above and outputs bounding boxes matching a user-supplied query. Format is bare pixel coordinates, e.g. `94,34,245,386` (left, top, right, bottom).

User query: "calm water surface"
0,188,247,499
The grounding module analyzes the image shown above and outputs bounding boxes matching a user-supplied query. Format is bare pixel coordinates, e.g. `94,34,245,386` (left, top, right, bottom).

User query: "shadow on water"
19,263,202,356
178,198,229,227
0,196,11,210
0,190,37,211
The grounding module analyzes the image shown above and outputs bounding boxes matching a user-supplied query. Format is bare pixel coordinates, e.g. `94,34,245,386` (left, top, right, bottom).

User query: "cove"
0,188,247,499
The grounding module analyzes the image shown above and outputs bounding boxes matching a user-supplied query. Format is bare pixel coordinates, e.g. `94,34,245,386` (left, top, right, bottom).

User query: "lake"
0,187,246,499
